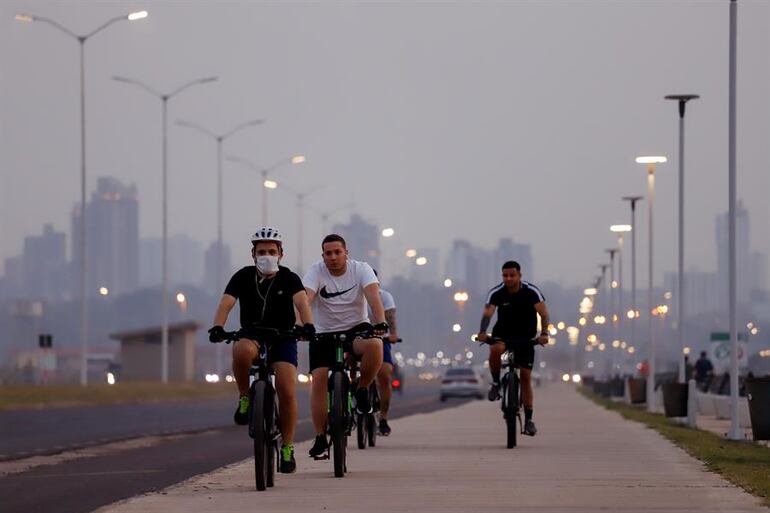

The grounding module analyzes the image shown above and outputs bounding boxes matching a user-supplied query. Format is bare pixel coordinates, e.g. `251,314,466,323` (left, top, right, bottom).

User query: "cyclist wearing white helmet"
208,226,314,473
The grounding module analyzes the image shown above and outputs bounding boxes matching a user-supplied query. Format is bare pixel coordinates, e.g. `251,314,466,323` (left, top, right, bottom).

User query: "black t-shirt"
224,265,304,331
486,281,545,340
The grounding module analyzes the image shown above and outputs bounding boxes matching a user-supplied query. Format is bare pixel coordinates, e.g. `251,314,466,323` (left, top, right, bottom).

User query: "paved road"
100,382,766,513
1,382,457,513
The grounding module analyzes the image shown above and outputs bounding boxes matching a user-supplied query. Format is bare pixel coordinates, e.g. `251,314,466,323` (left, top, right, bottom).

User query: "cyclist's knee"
233,339,257,360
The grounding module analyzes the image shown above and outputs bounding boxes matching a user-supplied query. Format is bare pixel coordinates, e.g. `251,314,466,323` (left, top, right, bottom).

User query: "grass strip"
0,382,232,410
579,388,770,508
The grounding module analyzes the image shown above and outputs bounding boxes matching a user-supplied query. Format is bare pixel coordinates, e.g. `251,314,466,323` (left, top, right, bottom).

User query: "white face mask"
255,255,280,275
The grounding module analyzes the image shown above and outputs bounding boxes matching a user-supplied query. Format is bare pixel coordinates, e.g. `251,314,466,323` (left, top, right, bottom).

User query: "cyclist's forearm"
385,309,397,336
213,295,235,326
479,315,491,334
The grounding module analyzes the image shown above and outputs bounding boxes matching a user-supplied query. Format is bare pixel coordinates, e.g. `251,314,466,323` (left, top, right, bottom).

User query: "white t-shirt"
303,259,379,333
370,288,396,314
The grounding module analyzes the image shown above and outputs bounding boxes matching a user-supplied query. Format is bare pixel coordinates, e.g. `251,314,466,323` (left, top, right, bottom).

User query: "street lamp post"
226,155,306,225
636,155,667,412
665,94,699,384
275,183,326,272
622,196,643,355
15,10,148,385
113,76,217,383
598,263,609,378
177,119,264,377
727,0,740,441
611,224,632,372
606,249,618,376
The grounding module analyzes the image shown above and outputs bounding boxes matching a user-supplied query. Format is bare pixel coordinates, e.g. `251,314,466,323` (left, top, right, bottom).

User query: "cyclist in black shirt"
477,260,550,436
207,227,314,473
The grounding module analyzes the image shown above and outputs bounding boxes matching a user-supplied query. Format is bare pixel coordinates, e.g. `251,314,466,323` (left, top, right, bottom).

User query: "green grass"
0,382,233,410
579,388,770,508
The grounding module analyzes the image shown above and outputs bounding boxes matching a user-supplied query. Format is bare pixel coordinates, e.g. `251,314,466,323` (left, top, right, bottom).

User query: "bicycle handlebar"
220,324,307,344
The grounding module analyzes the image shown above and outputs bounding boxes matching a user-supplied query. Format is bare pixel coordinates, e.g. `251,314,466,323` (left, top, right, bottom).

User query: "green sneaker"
280,443,296,473
233,395,249,425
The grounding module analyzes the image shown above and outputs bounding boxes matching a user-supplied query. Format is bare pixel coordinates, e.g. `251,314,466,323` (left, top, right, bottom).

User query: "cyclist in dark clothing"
694,351,714,391
477,260,550,436
207,227,314,474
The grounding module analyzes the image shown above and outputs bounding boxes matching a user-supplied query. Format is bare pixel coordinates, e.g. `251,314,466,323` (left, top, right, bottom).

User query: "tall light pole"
112,75,217,383
15,10,148,386
274,183,326,273
598,263,609,378
606,248,619,376
636,155,667,412
727,0,740,441
664,94,699,384
177,118,263,377
622,196,643,355
226,155,306,225
611,225,632,371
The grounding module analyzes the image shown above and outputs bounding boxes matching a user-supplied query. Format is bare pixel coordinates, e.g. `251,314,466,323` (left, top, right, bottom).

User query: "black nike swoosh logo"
319,285,357,299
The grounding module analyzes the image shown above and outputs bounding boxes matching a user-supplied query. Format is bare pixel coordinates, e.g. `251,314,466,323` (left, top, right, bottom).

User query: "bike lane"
98,383,765,513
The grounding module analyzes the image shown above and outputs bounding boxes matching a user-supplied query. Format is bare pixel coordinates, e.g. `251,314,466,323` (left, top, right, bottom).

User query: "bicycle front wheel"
331,371,348,477
250,380,269,490
504,374,519,449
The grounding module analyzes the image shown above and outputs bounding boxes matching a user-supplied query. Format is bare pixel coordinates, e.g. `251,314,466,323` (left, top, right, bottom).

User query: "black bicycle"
486,336,538,449
221,325,300,490
315,326,378,477
353,337,401,449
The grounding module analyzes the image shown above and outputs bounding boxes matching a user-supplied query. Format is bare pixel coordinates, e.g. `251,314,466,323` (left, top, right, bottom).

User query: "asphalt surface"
1,382,462,513
0,392,310,461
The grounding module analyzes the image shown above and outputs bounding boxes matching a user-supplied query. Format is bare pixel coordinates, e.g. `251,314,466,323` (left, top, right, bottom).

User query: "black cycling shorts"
488,336,536,370
309,322,377,372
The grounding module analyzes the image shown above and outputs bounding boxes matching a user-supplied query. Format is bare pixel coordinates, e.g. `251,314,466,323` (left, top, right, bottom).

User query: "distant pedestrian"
693,351,714,391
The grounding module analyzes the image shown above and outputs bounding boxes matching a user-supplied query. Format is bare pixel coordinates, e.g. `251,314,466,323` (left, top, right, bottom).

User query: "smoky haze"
1,0,769,288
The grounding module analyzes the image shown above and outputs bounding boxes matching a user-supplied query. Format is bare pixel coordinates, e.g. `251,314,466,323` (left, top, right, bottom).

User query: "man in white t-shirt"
302,234,387,458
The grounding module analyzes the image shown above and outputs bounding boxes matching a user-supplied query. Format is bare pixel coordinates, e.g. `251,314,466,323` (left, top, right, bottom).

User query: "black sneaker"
233,395,249,425
378,418,391,436
280,444,296,473
487,382,501,401
524,419,537,436
308,434,328,458
355,387,372,414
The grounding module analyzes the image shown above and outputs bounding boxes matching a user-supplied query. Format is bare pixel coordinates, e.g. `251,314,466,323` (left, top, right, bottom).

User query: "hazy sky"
2,0,769,288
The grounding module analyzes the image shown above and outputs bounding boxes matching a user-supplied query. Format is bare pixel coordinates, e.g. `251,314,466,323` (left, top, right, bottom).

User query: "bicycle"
221,324,302,491
484,336,538,449
353,337,401,449
314,326,378,477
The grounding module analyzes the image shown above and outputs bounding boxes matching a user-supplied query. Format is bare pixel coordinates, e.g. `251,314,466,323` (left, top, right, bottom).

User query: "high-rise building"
22,224,67,300
664,270,721,318
331,214,380,270
496,237,534,282
1,255,25,299
203,241,233,295
715,201,750,310
72,177,139,298
140,235,204,288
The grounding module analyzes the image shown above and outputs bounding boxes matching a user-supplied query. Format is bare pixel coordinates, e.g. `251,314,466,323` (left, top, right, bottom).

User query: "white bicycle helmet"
251,226,283,245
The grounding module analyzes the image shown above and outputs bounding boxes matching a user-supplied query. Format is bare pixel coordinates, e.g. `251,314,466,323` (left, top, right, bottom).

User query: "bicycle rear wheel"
366,413,377,447
356,413,366,449
331,371,347,477
250,380,269,490
504,374,519,449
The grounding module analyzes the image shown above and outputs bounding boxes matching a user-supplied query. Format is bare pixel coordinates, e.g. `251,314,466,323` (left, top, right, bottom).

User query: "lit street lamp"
226,155,306,225
113,75,217,384
177,118,264,377
274,183,326,272
664,93,699,384
636,155,667,412
15,9,148,385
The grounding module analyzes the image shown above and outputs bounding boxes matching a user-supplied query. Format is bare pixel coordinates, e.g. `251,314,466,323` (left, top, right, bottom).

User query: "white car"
439,367,485,401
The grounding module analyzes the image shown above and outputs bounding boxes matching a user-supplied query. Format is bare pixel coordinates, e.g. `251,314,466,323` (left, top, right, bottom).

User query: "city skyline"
1,1,769,289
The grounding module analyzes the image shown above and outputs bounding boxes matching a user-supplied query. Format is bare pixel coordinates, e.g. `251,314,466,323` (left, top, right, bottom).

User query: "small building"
110,321,199,382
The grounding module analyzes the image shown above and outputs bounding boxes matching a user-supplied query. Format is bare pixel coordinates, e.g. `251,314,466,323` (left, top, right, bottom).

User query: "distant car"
439,367,485,401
